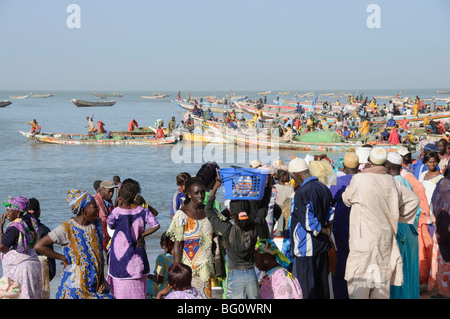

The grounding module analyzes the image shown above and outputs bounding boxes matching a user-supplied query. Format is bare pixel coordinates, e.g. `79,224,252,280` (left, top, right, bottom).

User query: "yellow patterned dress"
167,210,214,299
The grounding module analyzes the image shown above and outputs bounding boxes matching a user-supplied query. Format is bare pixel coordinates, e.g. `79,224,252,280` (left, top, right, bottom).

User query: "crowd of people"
1,135,449,299
179,95,449,150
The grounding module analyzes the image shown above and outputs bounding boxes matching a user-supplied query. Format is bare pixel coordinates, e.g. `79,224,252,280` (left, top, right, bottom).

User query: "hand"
156,285,172,299
97,282,107,294
0,214,6,228
213,168,222,190
136,236,145,247
62,256,69,267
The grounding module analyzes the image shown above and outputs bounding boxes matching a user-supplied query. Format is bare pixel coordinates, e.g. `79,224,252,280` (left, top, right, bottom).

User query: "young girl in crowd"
147,232,174,298
169,172,191,219
254,238,302,299
156,262,201,299
107,178,160,299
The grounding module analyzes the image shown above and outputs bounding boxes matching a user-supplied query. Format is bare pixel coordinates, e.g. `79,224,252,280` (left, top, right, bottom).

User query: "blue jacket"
290,177,334,257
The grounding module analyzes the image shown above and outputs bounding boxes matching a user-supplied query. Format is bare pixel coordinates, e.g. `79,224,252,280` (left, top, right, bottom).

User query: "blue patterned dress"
56,218,114,299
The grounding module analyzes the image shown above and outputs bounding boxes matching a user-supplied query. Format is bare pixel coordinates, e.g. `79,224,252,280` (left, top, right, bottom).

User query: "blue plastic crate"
219,167,270,200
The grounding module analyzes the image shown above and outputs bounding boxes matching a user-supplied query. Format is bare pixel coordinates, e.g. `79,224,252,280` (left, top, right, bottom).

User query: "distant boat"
258,91,271,95
437,91,450,94
0,100,12,107
278,91,290,95
294,92,314,98
141,93,170,99
10,95,28,99
72,99,116,107
92,92,124,98
30,93,54,98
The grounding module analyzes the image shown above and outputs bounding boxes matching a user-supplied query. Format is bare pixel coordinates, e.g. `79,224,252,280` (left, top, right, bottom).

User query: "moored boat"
173,100,243,113
19,131,178,145
72,99,116,107
30,93,53,98
92,92,124,98
0,100,12,107
209,126,408,152
10,95,28,99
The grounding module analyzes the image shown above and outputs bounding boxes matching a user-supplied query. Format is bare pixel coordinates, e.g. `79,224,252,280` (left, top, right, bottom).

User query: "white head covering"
397,146,410,156
288,157,308,173
369,147,387,165
387,152,403,165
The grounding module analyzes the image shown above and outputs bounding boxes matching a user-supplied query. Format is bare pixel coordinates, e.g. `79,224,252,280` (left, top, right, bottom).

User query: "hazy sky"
0,0,449,91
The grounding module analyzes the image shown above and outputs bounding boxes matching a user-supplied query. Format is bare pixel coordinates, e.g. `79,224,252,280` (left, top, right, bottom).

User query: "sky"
0,0,449,92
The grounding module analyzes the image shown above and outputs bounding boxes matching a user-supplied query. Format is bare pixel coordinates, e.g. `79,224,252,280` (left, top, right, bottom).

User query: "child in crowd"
169,172,191,219
147,232,174,298
134,194,159,217
156,263,201,299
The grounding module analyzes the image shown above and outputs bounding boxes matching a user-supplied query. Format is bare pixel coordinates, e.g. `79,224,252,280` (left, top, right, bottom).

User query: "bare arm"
35,234,68,266
173,240,183,263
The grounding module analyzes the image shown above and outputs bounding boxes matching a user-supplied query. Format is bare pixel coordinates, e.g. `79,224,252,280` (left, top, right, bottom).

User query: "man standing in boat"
27,119,41,135
85,114,97,137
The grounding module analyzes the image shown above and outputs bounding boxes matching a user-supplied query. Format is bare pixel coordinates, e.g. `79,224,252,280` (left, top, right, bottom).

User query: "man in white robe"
342,147,420,299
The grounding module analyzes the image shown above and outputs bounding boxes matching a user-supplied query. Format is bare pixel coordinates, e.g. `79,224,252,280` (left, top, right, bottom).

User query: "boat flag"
312,95,318,107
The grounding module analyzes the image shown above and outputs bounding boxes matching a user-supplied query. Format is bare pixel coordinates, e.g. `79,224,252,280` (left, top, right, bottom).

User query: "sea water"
0,88,446,297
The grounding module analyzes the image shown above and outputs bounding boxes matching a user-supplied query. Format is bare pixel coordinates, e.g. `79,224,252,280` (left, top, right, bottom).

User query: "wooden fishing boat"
437,91,450,94
72,99,116,107
209,126,407,152
173,128,228,144
19,131,178,145
10,95,28,99
294,92,314,98
30,93,53,98
141,94,169,99
258,91,271,95
0,100,12,107
92,92,124,98
173,101,243,113
275,99,350,111
236,101,301,119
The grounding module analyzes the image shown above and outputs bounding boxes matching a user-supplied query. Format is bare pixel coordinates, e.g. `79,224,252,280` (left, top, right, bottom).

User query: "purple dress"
107,206,159,299
165,286,201,299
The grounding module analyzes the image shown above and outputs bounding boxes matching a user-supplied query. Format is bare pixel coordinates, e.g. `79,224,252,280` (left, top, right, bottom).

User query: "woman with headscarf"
0,196,42,299
35,189,114,299
254,238,302,299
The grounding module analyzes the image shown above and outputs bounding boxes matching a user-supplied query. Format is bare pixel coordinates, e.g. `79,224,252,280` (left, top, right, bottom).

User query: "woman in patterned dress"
35,189,114,299
166,177,215,299
0,196,42,299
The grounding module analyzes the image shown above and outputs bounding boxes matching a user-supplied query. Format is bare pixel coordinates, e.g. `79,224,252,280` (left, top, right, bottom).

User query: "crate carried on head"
219,166,270,201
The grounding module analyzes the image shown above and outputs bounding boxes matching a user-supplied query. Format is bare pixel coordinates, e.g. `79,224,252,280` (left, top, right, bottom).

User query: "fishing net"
295,130,344,143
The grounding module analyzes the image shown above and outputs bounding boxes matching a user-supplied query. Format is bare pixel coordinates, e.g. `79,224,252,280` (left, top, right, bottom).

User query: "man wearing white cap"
287,157,334,299
341,147,420,299
397,146,415,174
385,152,420,299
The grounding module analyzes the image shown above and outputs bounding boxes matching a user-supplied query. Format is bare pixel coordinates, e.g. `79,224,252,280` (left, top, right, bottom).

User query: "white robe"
342,166,420,286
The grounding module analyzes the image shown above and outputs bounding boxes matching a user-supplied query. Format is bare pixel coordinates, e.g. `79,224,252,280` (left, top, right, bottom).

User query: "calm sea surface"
0,88,446,297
